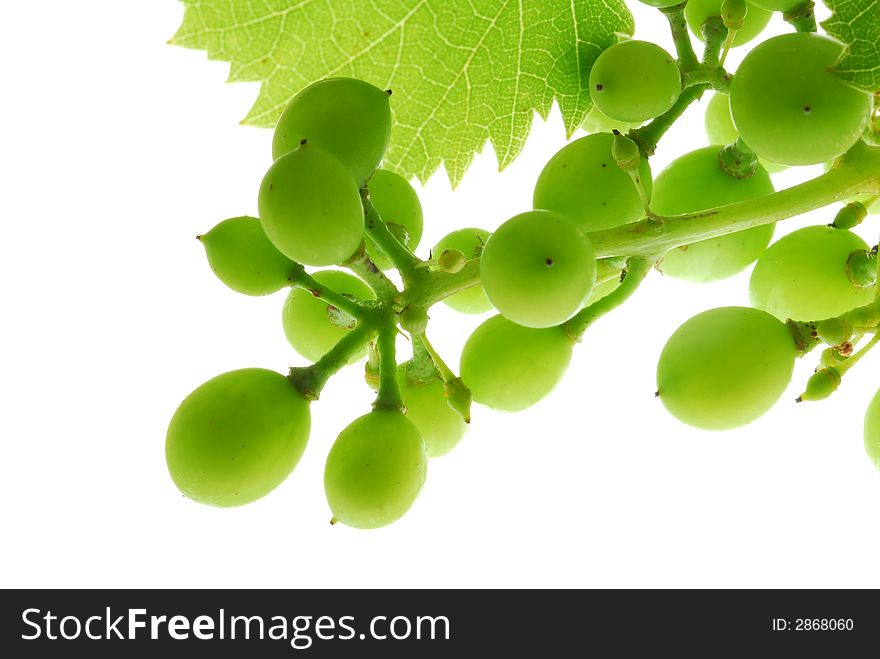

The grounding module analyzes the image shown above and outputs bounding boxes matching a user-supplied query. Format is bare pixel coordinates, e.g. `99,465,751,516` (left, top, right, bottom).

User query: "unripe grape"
365,169,424,270
258,145,364,266
612,130,641,172
797,368,841,403
460,315,573,412
819,347,848,369
846,249,877,288
166,369,311,507
438,248,467,273
273,78,391,186
433,229,493,314
399,305,429,335
748,0,805,11
721,0,747,29
589,41,681,123
480,210,597,328
396,366,468,457
444,377,473,425
324,410,427,529
199,216,296,296
657,307,796,430
815,318,852,347
638,0,684,7
832,202,868,230
685,0,770,47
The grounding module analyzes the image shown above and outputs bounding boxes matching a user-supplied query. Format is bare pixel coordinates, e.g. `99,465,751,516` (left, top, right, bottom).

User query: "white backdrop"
2,1,878,588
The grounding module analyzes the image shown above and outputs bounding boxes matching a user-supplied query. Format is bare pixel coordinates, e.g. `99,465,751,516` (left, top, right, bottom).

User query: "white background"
2,1,878,589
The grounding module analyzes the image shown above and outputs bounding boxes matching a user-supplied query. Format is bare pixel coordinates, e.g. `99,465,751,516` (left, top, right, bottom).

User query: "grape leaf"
171,0,634,185
823,0,880,93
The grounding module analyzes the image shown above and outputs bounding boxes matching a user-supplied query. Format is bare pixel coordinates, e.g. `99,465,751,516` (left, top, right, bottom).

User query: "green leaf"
822,0,880,93
171,0,634,185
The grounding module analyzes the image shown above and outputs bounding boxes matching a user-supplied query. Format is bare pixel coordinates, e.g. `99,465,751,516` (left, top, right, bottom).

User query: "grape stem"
701,16,727,67
587,142,880,258
373,312,404,412
682,67,731,91
660,3,699,72
361,189,422,280
397,258,481,310
836,333,880,376
627,85,707,157
290,265,366,320
563,257,654,342
417,332,457,383
784,1,818,33
342,242,400,303
288,320,378,400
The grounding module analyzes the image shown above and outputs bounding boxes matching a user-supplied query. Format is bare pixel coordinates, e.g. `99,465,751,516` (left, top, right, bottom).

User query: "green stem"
419,333,456,382
361,190,422,280
784,1,817,33
373,313,404,412
660,3,699,72
628,85,708,156
291,267,366,320
398,258,480,310
588,142,880,258
563,257,654,341
288,321,378,400
343,243,400,304
837,333,880,376
682,66,731,91
701,16,727,66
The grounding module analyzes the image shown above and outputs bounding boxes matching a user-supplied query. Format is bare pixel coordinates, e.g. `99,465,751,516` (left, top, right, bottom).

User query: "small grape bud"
815,318,852,347
399,305,429,335
721,0,747,31
832,202,867,230
846,249,877,288
611,130,640,172
819,347,848,369
364,360,381,391
444,377,472,424
797,367,841,403
438,248,467,273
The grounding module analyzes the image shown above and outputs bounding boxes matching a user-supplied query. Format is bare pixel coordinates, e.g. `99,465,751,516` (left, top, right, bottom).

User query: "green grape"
730,33,872,166
460,315,573,412
704,93,787,173
272,78,391,186
398,365,468,458
433,228,493,314
166,368,311,507
580,104,641,134
651,147,775,282
589,41,681,123
365,169,424,270
324,410,427,529
480,210,596,328
705,93,738,146
863,388,880,471
258,145,364,267
282,270,374,363
533,132,653,232
749,226,874,321
685,0,771,47
199,216,296,296
657,307,795,430
747,0,804,11
638,0,684,6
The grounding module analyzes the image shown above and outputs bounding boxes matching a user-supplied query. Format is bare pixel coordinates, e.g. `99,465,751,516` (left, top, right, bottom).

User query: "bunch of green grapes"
171,5,880,530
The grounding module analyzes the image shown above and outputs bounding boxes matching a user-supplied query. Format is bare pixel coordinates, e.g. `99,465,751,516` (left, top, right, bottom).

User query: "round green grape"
651,146,775,282
747,0,804,11
460,315,573,412
730,33,872,166
657,307,795,430
272,78,391,186
433,228,493,314
365,169,424,270
589,41,681,123
685,0,771,48
258,145,364,267
749,226,874,321
580,105,641,134
480,210,596,328
324,410,427,529
282,270,374,363
166,368,311,507
397,365,467,458
533,132,653,232
863,388,880,471
199,216,296,296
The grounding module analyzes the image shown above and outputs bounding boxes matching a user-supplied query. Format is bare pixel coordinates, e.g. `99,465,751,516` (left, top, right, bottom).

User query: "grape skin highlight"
657,307,796,430
324,410,427,529
166,369,311,507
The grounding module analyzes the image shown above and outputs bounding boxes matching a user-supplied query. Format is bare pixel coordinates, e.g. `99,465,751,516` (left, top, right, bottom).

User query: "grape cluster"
169,0,880,527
